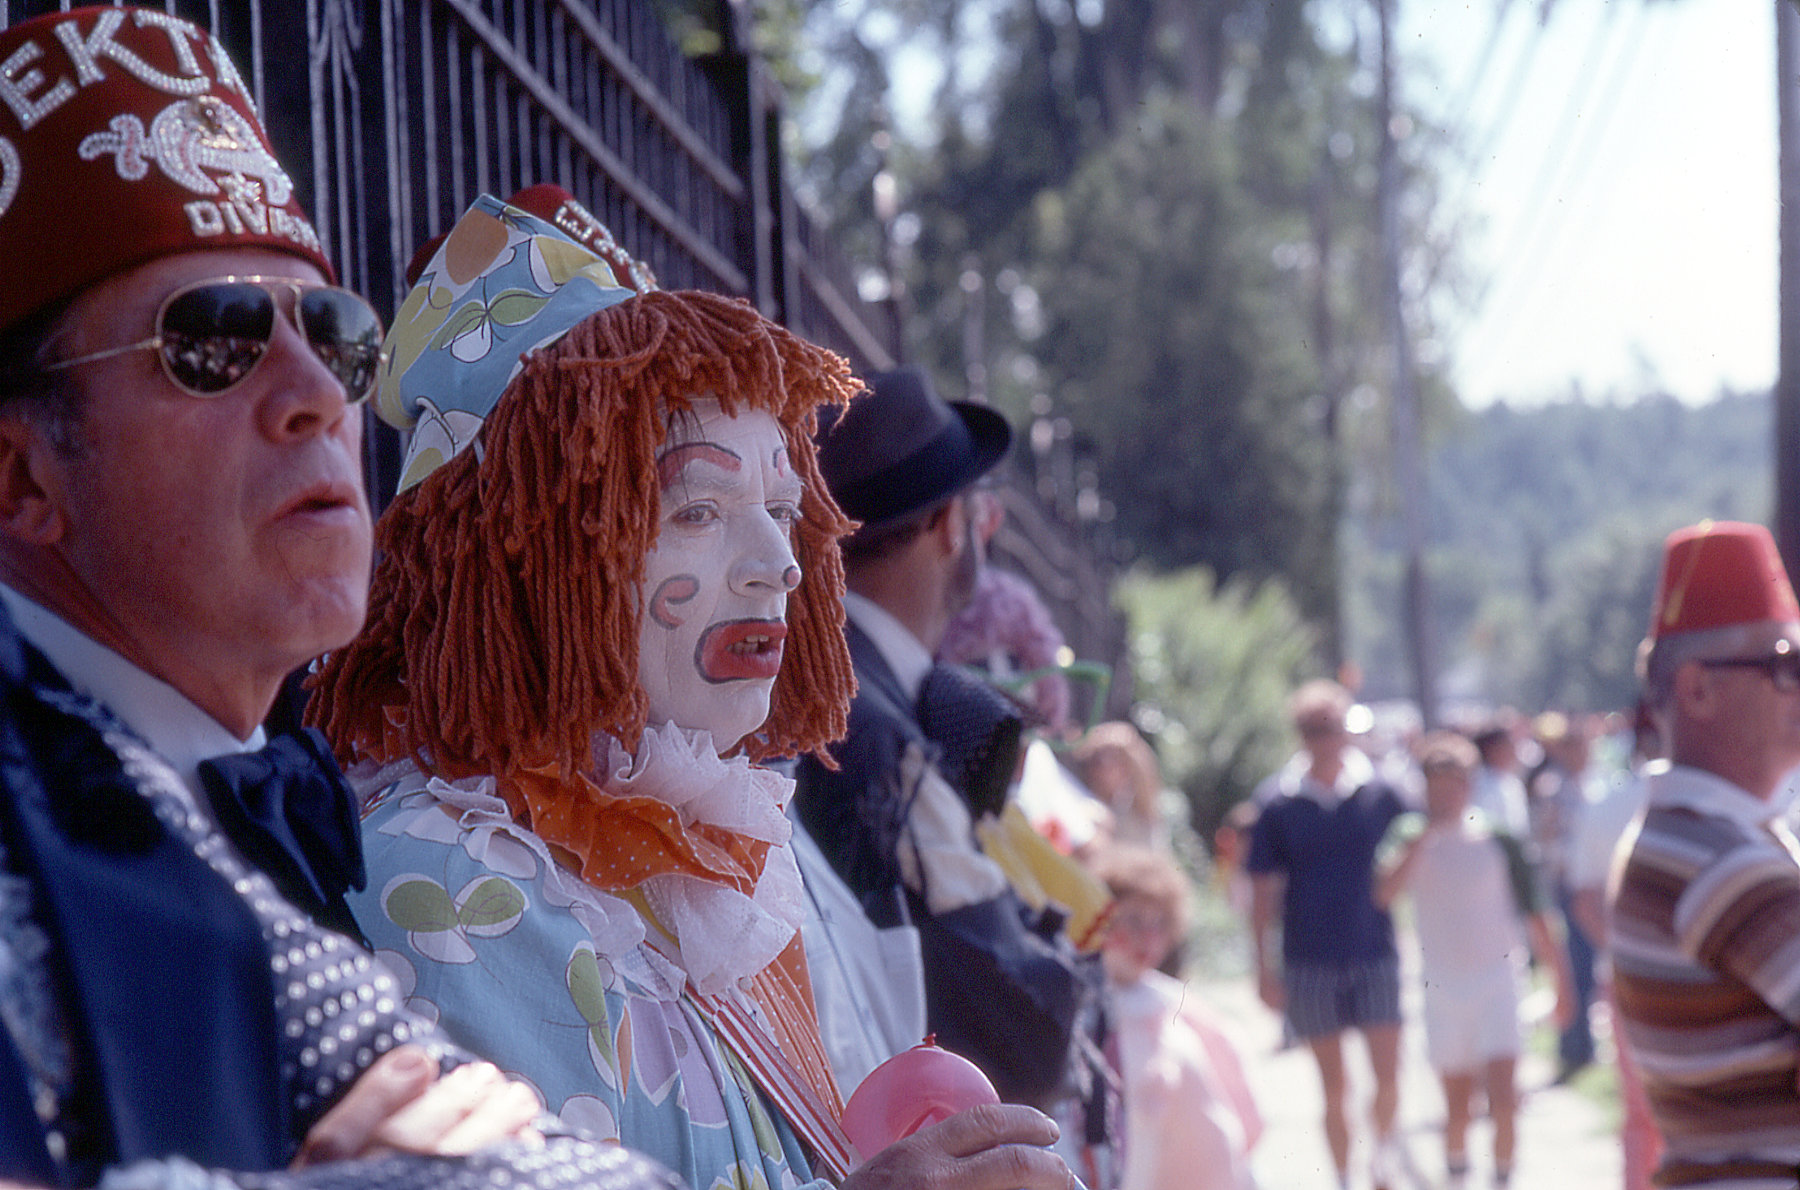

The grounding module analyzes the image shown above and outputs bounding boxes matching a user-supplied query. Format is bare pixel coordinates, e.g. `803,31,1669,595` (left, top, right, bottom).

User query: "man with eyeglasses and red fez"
1611,520,1800,1190
0,8,677,1189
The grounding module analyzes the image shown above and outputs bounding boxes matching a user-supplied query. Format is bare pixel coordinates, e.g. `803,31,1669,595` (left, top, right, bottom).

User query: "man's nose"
729,509,801,594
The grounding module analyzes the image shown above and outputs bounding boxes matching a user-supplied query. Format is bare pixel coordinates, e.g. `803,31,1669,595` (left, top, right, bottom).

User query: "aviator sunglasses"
44,276,385,402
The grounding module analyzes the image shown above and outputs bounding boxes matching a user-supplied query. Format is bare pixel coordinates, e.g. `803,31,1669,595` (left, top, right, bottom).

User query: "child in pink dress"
1090,845,1263,1190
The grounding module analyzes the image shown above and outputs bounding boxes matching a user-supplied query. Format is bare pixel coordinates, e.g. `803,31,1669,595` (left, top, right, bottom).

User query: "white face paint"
637,400,803,749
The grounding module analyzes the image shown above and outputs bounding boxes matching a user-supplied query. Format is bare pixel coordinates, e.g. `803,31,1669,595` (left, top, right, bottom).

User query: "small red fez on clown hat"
1648,520,1800,640
0,5,332,334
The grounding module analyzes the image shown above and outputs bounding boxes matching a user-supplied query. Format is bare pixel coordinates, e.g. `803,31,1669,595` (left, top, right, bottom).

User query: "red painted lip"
698,619,788,683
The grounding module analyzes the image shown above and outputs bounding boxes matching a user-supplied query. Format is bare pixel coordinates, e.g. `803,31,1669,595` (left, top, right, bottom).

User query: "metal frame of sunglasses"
43,275,385,402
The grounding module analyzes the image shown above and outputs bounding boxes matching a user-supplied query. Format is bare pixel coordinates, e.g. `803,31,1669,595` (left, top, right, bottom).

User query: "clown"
310,187,1071,1190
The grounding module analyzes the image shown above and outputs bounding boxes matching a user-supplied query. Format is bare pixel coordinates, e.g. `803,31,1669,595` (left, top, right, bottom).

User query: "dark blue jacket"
0,610,291,1184
793,620,1088,1108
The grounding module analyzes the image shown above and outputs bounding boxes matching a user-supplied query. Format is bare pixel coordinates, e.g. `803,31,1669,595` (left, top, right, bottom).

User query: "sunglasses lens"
1776,655,1800,692
158,282,274,394
299,288,383,403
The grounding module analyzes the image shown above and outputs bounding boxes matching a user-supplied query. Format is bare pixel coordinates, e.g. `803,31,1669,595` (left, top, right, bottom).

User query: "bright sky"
1402,0,1777,408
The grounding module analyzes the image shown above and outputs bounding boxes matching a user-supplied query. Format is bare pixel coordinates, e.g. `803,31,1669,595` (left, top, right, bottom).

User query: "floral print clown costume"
354,740,824,1190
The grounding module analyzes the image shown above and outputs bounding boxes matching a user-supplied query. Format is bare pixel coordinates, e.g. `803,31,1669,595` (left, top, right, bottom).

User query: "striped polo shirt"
1610,763,1800,1189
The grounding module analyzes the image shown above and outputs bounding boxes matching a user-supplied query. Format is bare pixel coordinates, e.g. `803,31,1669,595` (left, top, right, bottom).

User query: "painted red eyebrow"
657,442,741,489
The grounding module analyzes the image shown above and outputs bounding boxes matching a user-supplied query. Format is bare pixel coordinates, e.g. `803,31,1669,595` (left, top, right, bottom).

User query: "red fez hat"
1648,520,1800,639
0,6,332,334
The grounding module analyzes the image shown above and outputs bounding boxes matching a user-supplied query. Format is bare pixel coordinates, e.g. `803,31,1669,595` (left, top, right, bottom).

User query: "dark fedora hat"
817,367,1012,529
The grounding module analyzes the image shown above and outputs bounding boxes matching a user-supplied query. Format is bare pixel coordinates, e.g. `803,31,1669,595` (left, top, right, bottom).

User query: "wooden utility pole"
1777,1,1800,578
1376,0,1439,727
1312,106,1346,673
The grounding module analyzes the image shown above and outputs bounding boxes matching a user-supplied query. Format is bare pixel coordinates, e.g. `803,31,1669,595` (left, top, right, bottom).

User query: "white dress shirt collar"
843,591,934,700
1645,760,1782,827
0,584,262,804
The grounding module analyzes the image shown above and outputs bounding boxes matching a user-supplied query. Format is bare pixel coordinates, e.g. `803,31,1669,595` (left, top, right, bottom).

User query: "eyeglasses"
44,276,384,402
1700,652,1800,693
1108,910,1175,938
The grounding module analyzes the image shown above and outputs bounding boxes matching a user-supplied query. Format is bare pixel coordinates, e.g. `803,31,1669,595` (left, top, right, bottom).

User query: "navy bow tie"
197,728,369,944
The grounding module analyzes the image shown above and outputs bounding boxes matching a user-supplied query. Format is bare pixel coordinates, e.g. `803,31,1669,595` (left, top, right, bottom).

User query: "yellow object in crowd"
976,802,1114,951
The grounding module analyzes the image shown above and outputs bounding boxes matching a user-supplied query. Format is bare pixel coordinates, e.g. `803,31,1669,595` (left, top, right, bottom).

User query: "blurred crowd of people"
1006,662,1676,1190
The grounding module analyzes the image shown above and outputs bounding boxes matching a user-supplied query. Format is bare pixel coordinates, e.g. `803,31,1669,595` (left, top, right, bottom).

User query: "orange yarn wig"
308,289,859,786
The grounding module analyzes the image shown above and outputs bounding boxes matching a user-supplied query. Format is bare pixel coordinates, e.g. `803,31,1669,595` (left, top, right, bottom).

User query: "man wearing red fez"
0,8,674,1189
1610,520,1800,1189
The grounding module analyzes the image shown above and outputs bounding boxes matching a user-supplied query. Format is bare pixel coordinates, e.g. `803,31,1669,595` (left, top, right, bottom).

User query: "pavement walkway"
1193,965,1624,1190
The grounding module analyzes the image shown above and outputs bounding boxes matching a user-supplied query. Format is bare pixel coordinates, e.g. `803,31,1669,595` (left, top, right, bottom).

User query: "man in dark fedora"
795,367,1091,1119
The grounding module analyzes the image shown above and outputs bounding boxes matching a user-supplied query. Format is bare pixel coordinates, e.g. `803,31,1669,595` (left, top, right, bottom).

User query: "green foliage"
650,1,817,96
786,0,1468,666
1346,392,1773,712
1116,565,1316,842
1020,104,1336,625
647,0,731,58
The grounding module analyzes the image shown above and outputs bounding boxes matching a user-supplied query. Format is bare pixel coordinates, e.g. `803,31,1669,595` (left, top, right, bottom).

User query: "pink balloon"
841,1037,1001,1163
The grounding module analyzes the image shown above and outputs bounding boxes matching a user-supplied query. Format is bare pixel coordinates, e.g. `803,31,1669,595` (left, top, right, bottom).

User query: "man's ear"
1671,660,1716,723
938,494,976,557
0,415,67,545
924,497,961,557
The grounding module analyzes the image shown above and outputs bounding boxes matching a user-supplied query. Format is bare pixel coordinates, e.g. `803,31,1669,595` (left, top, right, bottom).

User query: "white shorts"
1421,964,1522,1073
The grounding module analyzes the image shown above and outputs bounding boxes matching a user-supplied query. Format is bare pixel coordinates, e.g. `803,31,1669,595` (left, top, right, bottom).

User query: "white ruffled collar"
590,726,807,996
358,723,806,997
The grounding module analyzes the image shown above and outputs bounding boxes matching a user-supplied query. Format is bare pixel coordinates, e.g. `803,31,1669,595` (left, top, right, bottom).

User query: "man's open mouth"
697,619,788,682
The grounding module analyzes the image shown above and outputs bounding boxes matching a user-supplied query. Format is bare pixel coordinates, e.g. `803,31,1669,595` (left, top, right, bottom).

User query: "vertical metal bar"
551,7,571,185
446,17,465,213
744,37,776,312
590,27,607,177
421,2,440,233
493,69,510,196
306,0,332,263
548,3,565,99
500,0,518,192
338,5,368,296
381,0,409,308
471,42,488,197
533,0,550,184
241,0,257,114
332,5,355,288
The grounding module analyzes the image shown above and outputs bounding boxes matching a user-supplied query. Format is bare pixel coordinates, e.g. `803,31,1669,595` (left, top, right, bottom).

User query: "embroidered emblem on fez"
77,94,292,204
0,139,18,220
